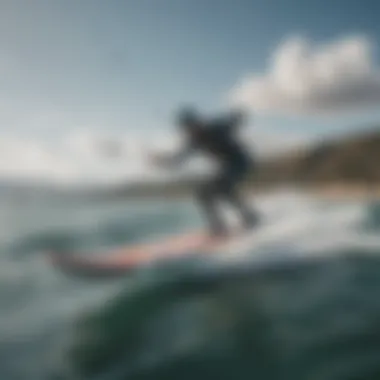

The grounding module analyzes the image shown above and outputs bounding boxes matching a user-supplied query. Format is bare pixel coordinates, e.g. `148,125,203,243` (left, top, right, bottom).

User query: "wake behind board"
49,229,249,277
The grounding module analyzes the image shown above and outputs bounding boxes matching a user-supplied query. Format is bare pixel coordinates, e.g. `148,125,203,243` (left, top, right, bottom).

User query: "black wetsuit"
176,117,258,235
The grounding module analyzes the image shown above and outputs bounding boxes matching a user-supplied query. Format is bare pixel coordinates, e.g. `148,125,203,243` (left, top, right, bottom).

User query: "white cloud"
229,35,380,116
241,128,310,157
0,128,310,187
0,133,144,186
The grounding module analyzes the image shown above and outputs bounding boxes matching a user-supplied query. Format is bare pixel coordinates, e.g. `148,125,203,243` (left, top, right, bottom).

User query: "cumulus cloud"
0,128,309,187
0,133,146,186
229,35,380,115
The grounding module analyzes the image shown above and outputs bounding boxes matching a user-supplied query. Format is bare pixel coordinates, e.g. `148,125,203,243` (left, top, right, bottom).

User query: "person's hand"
146,152,170,168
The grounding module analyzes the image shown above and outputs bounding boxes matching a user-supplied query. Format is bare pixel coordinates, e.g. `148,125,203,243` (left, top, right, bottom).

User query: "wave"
58,194,380,380
2,191,380,380
66,252,380,380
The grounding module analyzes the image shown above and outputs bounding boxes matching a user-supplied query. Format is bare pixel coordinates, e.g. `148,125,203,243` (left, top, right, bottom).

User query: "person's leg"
219,164,259,229
195,180,228,236
224,186,259,228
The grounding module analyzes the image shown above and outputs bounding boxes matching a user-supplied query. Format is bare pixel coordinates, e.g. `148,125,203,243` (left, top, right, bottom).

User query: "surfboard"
49,230,245,277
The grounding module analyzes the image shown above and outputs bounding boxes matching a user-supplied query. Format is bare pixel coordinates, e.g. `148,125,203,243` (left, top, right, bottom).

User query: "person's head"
176,106,203,136
229,108,248,127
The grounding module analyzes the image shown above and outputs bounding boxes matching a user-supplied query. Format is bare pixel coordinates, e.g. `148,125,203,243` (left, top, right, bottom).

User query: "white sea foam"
213,191,376,266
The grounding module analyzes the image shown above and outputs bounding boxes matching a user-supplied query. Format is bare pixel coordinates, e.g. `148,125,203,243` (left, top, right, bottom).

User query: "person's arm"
149,142,195,168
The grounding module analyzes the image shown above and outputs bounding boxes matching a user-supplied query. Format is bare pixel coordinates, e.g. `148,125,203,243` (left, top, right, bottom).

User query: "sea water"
0,188,380,380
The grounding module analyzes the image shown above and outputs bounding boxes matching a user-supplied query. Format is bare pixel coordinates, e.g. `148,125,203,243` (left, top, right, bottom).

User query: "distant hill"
253,130,380,187
94,129,380,198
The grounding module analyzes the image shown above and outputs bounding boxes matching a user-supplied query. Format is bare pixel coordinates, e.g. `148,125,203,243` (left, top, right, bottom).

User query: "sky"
0,0,380,184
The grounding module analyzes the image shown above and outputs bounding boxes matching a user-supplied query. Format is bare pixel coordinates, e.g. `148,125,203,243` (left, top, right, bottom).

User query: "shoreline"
97,183,380,202
302,185,380,200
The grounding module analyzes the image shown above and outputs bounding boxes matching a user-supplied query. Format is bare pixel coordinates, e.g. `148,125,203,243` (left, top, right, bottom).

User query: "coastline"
301,184,380,201
94,182,380,202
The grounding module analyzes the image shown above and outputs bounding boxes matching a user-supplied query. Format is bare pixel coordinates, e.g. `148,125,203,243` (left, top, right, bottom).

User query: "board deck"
49,230,244,277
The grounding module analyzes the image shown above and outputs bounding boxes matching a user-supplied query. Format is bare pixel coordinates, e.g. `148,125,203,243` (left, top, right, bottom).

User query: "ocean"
1,188,380,380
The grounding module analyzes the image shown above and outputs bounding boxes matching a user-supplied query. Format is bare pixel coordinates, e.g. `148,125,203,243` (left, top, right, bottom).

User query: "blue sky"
1,0,380,141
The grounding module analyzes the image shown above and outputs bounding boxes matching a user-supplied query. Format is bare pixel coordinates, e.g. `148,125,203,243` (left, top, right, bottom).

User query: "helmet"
176,106,200,127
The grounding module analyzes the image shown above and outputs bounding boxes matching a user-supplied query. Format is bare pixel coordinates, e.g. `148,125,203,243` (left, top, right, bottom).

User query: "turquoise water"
1,190,380,379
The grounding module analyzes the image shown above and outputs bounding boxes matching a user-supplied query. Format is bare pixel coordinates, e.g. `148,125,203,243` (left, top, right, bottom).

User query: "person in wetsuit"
154,107,259,236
